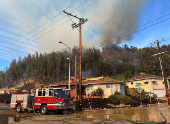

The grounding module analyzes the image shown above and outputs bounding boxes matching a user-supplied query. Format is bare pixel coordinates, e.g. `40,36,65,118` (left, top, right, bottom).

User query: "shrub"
114,91,122,98
95,88,104,96
90,88,104,96
122,95,133,105
108,95,120,105
91,90,97,96
4,99,10,104
114,91,121,95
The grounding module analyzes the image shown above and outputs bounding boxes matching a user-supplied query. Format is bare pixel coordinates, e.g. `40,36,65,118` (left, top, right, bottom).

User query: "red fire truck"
10,87,75,114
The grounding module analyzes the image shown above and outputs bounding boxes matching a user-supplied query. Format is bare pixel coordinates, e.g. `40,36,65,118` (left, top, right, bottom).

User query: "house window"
144,82,148,85
152,81,156,85
106,84,112,89
131,82,133,85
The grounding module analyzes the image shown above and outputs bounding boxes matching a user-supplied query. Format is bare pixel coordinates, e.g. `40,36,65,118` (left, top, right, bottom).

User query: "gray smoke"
91,0,150,47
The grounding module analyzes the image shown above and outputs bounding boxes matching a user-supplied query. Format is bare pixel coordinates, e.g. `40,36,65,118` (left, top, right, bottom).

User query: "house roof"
126,73,164,82
83,77,122,85
52,77,122,86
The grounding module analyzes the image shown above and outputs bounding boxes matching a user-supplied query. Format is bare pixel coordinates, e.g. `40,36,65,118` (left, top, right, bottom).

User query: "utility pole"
75,54,78,111
151,38,168,94
63,10,87,111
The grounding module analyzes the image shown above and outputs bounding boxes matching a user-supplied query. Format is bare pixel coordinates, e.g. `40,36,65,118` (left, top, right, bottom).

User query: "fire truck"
10,87,75,114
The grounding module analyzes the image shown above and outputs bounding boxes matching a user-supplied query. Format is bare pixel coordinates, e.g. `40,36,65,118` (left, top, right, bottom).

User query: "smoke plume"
87,0,150,47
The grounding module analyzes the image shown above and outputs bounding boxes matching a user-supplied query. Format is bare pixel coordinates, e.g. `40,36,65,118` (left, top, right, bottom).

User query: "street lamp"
59,41,71,89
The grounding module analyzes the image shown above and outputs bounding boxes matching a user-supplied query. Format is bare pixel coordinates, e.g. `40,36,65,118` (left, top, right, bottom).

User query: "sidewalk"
157,97,168,101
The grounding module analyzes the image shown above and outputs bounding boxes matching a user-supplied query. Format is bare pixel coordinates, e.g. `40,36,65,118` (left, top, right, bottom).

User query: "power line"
0,0,77,53
77,0,98,16
0,0,93,58
85,13,170,47
90,17,170,49
89,13,170,35
5,0,98,59
2,19,71,58
0,0,89,57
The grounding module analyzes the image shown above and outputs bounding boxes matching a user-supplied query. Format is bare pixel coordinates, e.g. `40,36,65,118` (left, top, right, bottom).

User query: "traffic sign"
137,86,142,93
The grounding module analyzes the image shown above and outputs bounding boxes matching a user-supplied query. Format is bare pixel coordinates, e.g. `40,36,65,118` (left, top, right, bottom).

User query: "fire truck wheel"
16,104,22,113
40,105,48,115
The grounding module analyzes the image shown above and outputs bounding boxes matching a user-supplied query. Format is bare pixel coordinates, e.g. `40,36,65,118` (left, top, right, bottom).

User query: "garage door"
153,89,166,97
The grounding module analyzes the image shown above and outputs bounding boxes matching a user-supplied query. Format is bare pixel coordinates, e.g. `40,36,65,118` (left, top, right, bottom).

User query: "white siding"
153,89,166,97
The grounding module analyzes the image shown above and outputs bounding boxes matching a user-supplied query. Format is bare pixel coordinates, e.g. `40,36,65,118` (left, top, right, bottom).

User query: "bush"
91,88,104,96
122,95,133,105
95,88,104,96
91,90,97,96
108,95,120,105
114,91,122,96
4,99,10,104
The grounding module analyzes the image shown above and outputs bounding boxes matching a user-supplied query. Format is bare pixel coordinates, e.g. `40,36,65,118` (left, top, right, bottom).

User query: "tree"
0,71,5,88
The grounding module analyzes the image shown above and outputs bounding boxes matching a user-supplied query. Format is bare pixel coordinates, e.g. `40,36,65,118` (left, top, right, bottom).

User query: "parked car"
145,92,157,99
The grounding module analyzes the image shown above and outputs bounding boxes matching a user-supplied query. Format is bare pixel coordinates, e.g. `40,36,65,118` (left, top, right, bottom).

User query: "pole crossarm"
63,10,80,19
150,38,165,46
63,10,88,29
152,51,167,57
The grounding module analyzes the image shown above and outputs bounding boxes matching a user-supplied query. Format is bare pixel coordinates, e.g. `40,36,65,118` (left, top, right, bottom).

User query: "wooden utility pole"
157,40,168,91
75,54,78,111
75,54,78,100
78,19,82,111
151,38,168,94
63,10,87,111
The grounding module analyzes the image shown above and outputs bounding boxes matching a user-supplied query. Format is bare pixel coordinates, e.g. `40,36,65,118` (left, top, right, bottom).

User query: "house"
126,73,170,97
83,77,125,98
52,77,125,99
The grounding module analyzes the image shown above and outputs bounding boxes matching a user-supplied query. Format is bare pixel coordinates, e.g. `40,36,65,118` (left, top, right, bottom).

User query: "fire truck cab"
10,87,75,115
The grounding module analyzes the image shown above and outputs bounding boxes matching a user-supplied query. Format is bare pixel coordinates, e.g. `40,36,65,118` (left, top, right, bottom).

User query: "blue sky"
0,0,170,71
121,0,170,48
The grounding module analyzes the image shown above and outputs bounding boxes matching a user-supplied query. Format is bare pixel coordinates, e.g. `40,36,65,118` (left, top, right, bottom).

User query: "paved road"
8,116,132,124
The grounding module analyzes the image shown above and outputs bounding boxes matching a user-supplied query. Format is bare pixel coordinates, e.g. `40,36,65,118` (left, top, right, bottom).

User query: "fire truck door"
48,89,53,104
35,89,47,103
41,89,48,103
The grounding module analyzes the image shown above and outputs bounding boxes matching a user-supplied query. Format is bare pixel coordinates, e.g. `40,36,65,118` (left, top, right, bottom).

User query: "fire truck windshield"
54,89,63,98
63,90,70,98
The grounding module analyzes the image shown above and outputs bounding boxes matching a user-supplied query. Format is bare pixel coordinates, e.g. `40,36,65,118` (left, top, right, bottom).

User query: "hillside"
0,44,170,88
